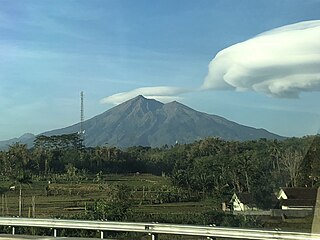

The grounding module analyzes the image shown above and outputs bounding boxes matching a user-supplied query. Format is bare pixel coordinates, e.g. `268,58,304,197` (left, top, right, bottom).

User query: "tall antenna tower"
79,91,85,149
80,91,84,134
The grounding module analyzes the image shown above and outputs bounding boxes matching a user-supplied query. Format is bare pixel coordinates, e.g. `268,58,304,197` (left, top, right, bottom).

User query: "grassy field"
0,174,173,217
0,173,218,219
0,173,314,234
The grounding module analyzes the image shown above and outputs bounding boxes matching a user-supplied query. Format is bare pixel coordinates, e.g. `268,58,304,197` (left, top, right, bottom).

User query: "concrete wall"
271,209,314,218
233,210,271,216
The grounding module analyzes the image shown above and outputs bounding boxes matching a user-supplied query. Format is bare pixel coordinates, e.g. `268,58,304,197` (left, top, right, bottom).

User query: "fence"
0,217,320,240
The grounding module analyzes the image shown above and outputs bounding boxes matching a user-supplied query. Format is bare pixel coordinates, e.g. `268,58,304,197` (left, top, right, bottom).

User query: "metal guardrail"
0,217,319,240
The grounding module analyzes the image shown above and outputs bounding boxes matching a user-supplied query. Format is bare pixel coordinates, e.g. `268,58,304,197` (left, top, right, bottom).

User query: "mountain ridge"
0,133,35,150
0,95,285,149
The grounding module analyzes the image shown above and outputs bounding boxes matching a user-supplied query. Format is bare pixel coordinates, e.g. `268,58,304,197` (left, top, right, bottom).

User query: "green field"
1,174,213,219
0,173,314,233
0,174,172,217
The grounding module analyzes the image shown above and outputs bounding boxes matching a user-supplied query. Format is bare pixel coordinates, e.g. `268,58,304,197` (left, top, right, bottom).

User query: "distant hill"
0,133,35,150
40,95,284,148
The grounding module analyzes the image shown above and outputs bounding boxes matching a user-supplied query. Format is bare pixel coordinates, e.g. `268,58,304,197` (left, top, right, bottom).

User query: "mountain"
40,95,284,147
0,133,35,150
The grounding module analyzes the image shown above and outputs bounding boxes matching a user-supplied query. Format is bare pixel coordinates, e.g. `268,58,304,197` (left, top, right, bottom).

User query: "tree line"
1,133,319,208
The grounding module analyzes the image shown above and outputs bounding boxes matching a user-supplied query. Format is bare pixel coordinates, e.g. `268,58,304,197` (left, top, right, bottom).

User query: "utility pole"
1,194,4,216
19,184,22,217
32,196,36,218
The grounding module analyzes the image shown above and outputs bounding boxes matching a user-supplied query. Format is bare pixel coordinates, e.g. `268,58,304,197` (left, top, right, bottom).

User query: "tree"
65,163,78,182
298,135,320,187
171,169,194,198
88,184,133,221
7,143,30,178
33,134,82,175
34,133,82,150
281,146,304,187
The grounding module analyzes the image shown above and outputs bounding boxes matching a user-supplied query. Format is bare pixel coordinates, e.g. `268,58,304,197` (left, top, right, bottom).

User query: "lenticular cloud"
202,20,320,98
100,86,188,105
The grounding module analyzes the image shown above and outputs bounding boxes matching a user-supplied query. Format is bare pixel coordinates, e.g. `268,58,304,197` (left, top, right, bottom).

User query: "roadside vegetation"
0,133,319,236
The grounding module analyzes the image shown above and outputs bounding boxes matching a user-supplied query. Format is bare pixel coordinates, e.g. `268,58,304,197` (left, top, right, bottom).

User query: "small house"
277,187,317,210
230,192,258,211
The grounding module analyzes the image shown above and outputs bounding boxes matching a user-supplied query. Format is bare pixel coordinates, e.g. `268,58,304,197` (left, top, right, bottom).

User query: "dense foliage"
1,134,320,209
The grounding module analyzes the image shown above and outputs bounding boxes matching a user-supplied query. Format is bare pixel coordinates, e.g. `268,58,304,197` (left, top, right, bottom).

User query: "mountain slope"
0,133,35,150
42,95,285,147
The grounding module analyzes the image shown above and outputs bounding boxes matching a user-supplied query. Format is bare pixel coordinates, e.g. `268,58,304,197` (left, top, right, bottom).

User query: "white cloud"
101,20,320,105
100,86,188,105
202,20,320,98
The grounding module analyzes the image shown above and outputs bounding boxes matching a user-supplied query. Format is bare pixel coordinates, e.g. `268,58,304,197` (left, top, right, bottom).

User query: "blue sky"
0,0,320,140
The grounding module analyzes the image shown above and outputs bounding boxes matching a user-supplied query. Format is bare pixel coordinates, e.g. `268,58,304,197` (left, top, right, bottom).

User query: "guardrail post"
151,233,158,240
100,230,104,239
53,228,57,237
12,226,15,235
